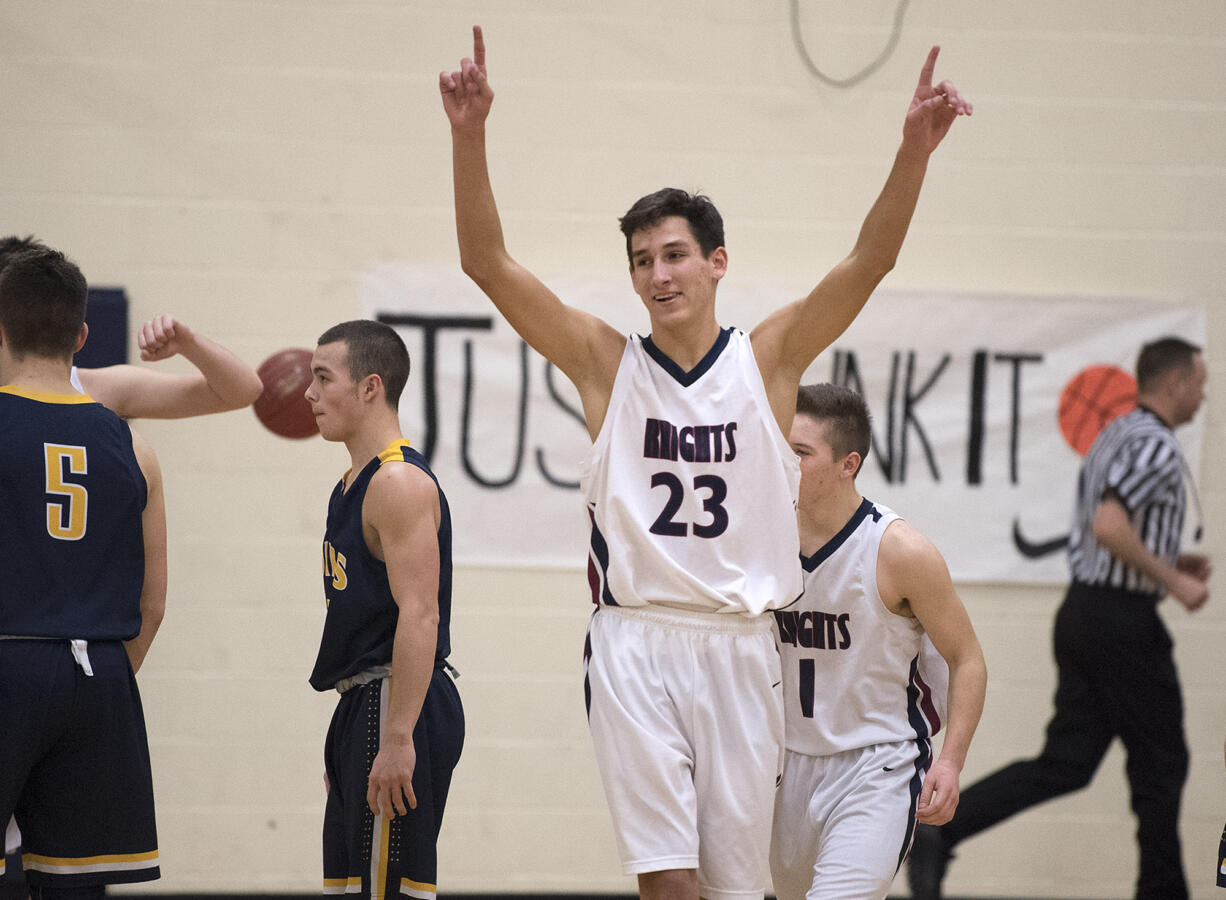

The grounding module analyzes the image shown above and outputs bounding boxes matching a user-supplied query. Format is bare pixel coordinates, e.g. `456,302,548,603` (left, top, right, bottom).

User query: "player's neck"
343,416,407,477
1,356,76,395
647,318,722,372
798,487,864,554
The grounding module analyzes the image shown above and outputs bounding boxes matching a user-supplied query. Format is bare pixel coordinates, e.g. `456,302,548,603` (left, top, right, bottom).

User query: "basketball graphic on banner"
1057,364,1136,456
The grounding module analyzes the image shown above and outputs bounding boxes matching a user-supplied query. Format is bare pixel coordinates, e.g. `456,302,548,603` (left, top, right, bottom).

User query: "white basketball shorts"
769,740,929,900
584,603,783,900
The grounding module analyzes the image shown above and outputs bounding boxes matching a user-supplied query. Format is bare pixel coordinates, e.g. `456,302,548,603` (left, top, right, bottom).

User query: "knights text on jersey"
579,328,802,616
773,499,943,756
0,386,146,640
310,440,454,692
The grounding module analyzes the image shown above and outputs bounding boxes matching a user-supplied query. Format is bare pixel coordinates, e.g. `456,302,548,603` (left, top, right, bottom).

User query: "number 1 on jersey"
45,443,88,541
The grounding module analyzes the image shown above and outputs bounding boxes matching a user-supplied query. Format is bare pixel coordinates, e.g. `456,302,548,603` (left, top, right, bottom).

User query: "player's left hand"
903,46,972,153
367,738,417,818
137,315,195,362
915,756,961,825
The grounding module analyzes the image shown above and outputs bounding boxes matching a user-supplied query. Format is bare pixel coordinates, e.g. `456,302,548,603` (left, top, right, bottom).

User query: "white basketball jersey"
773,499,946,756
579,328,802,616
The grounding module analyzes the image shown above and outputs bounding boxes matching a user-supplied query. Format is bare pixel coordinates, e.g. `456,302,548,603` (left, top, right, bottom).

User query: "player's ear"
360,372,383,403
73,322,89,354
843,451,862,479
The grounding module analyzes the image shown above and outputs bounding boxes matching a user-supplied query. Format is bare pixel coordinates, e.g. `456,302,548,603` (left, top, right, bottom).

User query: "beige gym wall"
2,1,1223,896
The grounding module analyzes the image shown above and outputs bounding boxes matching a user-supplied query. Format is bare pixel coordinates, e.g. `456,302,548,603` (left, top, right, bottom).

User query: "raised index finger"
916,45,940,92
473,25,485,69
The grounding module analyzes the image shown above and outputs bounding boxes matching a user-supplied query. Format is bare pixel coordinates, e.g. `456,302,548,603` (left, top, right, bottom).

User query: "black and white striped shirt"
1068,407,1188,596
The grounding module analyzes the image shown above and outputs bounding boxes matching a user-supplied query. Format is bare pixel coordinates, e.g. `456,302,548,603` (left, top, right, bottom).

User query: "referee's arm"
1092,497,1209,611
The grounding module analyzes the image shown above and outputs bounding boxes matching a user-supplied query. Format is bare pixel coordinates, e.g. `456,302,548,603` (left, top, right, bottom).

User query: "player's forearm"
124,602,164,674
847,145,932,281
936,652,986,770
175,331,263,410
383,607,439,741
451,127,512,286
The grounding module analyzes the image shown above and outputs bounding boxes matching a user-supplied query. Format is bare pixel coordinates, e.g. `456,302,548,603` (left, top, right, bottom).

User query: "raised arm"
76,316,263,419
440,27,622,429
125,428,167,673
752,46,972,427
878,520,986,825
361,463,443,818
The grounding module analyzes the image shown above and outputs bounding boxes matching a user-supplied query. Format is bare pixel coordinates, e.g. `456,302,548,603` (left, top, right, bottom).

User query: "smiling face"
628,216,727,330
303,340,362,443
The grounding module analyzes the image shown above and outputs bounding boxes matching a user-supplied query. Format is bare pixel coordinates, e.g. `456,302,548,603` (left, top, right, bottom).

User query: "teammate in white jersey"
770,384,986,900
439,27,972,900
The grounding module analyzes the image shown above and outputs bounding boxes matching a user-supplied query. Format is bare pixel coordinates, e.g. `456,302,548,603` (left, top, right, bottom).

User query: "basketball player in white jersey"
770,384,986,900
439,28,971,900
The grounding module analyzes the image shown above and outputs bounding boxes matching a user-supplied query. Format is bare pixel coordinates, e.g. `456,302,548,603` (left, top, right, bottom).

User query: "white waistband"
334,665,391,694
598,603,772,634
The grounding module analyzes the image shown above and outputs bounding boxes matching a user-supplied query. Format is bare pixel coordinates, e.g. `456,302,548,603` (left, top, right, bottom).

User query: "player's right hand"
440,25,493,130
366,740,417,818
137,315,194,362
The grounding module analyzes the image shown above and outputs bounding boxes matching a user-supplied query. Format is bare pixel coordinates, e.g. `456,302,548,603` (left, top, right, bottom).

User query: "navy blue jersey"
310,440,453,692
0,386,146,640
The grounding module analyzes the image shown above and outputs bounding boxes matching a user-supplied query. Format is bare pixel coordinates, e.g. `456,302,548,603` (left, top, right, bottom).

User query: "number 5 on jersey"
45,443,88,541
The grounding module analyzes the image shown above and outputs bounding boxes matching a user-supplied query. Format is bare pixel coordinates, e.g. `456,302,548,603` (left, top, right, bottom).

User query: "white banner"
362,265,1205,584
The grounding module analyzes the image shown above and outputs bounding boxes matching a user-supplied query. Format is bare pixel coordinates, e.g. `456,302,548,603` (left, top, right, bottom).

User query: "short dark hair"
796,383,872,476
1136,336,1201,393
0,247,89,360
316,319,409,409
0,235,47,271
619,188,725,263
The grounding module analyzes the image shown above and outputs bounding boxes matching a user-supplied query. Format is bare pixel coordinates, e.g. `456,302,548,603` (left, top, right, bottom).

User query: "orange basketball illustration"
1058,364,1136,456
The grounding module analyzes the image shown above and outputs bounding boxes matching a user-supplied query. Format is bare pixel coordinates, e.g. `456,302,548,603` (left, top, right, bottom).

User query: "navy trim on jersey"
899,654,935,873
586,510,618,606
640,326,732,387
800,497,880,572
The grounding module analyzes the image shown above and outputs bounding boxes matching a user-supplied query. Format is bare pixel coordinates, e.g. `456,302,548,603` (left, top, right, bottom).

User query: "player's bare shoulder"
366,460,441,529
877,518,953,616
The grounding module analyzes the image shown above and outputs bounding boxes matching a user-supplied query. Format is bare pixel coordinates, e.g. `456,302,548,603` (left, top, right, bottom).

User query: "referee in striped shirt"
911,336,1209,900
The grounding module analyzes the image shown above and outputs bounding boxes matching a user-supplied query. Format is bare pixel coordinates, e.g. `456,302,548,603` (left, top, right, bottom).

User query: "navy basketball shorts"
322,668,464,899
0,640,158,889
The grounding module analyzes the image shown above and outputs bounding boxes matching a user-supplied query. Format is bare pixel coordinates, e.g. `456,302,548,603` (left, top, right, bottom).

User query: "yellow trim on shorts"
322,875,362,893
374,813,392,897
400,877,437,897
23,849,158,871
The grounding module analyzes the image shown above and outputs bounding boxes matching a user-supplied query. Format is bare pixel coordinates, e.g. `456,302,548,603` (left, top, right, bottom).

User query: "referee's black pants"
941,581,1189,900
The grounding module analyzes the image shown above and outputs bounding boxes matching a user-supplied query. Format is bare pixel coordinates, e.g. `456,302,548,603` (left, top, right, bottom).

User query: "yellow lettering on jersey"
323,540,347,593
44,444,88,541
